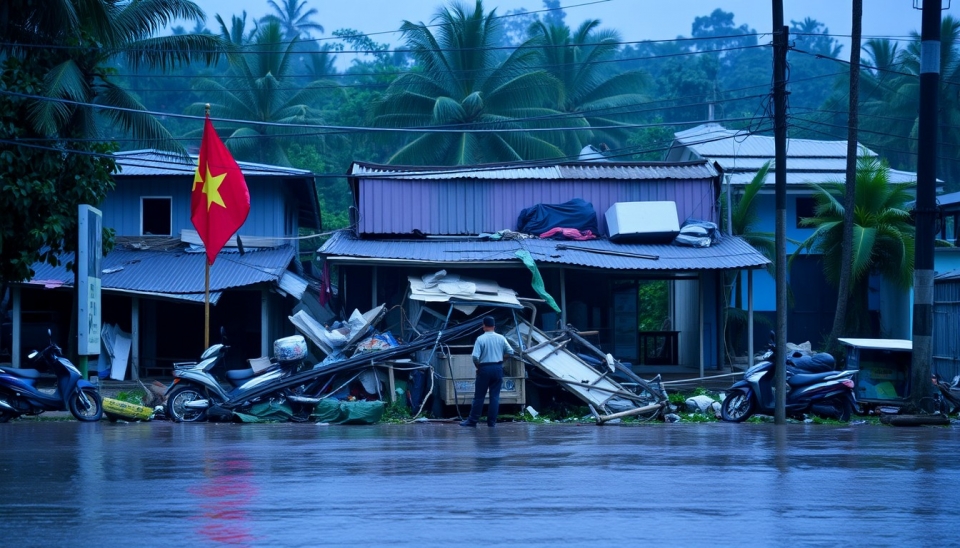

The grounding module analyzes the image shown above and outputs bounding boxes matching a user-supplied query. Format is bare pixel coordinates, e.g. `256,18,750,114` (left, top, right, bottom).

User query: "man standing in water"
461,316,516,428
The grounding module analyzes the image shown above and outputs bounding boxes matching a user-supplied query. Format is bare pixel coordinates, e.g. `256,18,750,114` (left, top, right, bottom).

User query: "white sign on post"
78,204,102,356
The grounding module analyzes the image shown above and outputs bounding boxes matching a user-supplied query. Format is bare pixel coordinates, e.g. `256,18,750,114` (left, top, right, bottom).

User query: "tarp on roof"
23,246,296,303
319,231,769,272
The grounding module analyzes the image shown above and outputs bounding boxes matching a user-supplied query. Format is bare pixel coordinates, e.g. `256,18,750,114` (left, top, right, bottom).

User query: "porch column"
699,272,705,378
748,270,754,368
261,289,269,358
559,268,567,327
131,297,140,381
371,266,378,308
11,286,20,368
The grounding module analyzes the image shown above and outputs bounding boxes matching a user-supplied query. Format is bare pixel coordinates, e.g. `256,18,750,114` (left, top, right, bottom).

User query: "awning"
319,231,770,271
23,246,297,303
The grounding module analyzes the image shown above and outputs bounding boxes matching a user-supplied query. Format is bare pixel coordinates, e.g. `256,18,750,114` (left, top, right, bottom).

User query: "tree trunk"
827,0,862,354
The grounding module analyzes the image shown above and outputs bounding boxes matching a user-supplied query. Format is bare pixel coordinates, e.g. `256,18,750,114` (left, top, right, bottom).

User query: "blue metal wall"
102,176,291,238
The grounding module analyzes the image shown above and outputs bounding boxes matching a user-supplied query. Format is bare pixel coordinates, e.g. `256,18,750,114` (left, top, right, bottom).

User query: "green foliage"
373,0,566,165
1,0,226,155
637,280,668,331
793,156,916,335
0,58,118,284
115,390,147,405
382,400,412,423
186,20,343,167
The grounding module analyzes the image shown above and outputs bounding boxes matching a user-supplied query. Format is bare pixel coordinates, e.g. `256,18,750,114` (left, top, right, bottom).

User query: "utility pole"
910,0,941,413
829,0,862,356
772,0,788,424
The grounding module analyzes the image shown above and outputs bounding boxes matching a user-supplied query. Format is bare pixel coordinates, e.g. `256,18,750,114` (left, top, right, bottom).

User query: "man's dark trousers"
466,363,504,426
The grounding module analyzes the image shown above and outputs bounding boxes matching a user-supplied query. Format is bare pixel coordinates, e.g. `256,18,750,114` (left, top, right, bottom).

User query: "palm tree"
216,11,258,47
2,0,224,154
792,156,915,336
861,17,960,189
373,0,565,165
187,21,342,166
527,19,650,157
262,0,325,39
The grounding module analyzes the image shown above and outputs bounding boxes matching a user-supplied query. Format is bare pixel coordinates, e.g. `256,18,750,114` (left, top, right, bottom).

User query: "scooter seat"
787,371,838,387
225,368,256,384
2,368,41,380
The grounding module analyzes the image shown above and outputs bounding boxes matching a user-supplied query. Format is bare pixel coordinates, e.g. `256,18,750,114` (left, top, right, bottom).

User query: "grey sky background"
185,0,960,69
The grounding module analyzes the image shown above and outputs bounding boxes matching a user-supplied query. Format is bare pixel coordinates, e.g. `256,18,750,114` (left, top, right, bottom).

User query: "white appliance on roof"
605,201,680,243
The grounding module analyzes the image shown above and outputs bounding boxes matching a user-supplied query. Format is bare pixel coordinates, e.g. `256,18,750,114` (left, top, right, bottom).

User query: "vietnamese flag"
192,115,250,265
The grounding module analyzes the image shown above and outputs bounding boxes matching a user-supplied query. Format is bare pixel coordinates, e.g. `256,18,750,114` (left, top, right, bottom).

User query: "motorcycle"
720,343,859,422
934,373,960,415
164,334,309,422
0,330,103,422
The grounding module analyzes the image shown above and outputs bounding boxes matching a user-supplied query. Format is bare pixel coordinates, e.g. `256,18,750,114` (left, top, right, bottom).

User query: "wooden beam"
560,267,567,327
261,289,269,358
748,269,754,368
699,272,705,378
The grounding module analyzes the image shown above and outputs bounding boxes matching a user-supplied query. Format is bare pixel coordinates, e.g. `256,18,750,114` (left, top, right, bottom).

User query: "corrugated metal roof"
726,170,918,186
115,149,312,177
319,232,769,271
675,123,923,186
24,246,295,302
350,160,717,180
674,123,865,158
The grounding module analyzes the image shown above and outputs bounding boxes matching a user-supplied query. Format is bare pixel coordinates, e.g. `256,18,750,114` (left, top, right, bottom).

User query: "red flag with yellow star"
192,116,250,265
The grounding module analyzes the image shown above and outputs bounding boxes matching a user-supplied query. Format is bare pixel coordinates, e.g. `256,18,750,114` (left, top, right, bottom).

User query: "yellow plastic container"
103,397,154,421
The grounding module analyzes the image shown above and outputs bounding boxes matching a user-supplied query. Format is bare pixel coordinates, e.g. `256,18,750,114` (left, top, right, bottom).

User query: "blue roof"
319,232,769,271
25,246,296,303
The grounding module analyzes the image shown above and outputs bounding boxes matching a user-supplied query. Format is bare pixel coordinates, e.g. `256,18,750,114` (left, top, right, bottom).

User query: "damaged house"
320,159,771,377
3,150,321,377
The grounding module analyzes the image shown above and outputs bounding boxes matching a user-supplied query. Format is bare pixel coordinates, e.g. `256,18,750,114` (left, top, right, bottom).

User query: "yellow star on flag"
200,164,227,211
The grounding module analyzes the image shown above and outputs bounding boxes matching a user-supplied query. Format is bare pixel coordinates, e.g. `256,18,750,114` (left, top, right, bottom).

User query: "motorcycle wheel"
720,389,755,422
166,385,208,423
69,387,103,422
825,396,852,422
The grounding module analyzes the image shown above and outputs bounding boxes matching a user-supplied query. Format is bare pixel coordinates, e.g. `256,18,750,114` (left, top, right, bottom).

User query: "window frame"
140,196,173,236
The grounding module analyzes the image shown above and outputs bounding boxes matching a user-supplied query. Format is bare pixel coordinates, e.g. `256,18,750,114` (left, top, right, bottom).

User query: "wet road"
1,421,958,547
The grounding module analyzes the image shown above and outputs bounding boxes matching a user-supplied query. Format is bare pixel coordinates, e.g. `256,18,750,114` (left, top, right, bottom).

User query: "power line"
0,88,765,135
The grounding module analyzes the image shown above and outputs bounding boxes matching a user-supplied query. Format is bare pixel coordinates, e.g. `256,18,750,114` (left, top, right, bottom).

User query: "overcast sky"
186,0,960,68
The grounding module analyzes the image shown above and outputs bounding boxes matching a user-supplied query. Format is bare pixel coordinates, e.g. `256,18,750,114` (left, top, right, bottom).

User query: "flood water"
1,421,958,547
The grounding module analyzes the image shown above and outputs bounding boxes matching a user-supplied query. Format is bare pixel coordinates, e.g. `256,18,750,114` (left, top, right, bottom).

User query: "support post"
372,266,378,309
699,272,705,379
772,1,789,424
204,262,210,350
131,297,140,381
748,269,754,368
910,0,942,413
261,289,269,358
11,286,20,368
559,268,567,327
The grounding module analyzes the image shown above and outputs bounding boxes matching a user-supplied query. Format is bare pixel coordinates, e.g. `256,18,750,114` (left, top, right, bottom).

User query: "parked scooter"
165,334,308,422
0,330,103,422
934,373,960,415
720,342,859,422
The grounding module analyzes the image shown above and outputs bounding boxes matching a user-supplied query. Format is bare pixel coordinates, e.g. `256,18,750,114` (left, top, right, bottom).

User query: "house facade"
3,150,321,377
666,123,919,346
319,160,770,375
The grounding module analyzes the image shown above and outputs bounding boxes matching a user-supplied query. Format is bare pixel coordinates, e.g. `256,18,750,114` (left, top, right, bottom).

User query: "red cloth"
191,116,251,265
538,227,597,240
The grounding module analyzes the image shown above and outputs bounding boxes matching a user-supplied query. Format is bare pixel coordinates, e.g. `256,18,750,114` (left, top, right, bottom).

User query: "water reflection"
188,457,258,545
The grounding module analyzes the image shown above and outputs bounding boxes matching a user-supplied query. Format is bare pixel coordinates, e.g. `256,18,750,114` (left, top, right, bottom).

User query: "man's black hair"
482,316,495,327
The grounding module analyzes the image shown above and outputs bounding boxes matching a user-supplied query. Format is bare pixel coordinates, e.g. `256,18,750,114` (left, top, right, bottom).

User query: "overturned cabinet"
435,347,526,406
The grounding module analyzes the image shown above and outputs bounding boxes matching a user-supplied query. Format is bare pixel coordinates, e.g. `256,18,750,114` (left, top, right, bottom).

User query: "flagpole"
204,103,211,350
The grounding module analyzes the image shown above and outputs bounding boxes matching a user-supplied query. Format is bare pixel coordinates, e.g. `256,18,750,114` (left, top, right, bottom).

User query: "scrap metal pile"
272,270,667,424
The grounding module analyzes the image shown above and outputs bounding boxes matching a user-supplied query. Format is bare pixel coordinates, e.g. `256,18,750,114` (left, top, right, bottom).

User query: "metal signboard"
78,204,102,356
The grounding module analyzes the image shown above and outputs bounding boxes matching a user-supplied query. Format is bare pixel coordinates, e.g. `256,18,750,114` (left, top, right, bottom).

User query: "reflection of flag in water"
188,459,258,544
192,115,250,265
